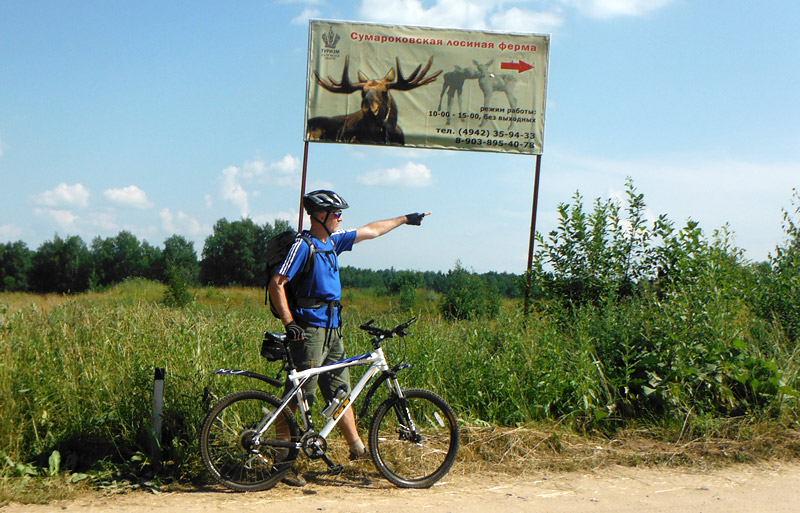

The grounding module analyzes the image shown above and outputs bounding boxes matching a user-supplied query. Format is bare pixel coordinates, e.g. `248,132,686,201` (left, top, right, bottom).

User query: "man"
268,189,430,469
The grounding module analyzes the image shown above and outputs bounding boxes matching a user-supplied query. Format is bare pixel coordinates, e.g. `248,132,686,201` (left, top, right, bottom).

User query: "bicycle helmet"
303,190,349,213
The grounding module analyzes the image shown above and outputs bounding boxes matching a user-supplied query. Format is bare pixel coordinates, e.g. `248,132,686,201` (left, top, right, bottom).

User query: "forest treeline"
0,217,523,298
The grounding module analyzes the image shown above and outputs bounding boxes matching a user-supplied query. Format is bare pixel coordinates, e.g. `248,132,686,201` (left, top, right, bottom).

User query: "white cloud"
358,0,493,30
308,178,335,191
561,0,674,19
292,7,321,25
243,153,301,186
32,183,89,208
85,211,118,233
34,208,78,230
489,8,564,34
252,210,297,228
0,224,21,240
217,154,304,217
103,185,153,209
358,0,671,31
220,165,249,216
160,208,206,236
546,151,800,261
356,161,433,187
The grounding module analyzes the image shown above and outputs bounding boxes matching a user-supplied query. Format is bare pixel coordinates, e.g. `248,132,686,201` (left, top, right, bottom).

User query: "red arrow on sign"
500,60,534,73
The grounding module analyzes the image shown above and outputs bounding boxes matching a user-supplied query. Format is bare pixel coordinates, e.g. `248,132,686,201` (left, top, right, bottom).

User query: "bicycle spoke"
200,390,299,492
369,389,459,488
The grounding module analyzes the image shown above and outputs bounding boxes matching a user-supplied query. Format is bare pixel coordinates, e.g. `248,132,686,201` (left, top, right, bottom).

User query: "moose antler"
314,56,365,94
389,56,442,91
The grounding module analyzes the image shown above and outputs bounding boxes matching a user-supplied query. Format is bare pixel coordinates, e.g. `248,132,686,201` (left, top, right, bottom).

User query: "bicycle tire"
368,388,459,488
199,389,299,492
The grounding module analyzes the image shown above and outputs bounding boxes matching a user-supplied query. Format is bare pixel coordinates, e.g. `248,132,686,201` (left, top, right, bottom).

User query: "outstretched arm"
355,212,431,243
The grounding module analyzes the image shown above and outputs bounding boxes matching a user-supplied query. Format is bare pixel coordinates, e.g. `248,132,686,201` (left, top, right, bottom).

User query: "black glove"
285,321,305,341
406,212,426,226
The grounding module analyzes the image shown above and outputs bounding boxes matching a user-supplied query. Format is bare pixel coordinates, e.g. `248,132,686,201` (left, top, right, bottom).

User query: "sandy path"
4,461,799,512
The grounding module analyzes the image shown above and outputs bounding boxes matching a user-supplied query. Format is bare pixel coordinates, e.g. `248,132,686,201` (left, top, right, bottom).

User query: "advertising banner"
304,20,549,155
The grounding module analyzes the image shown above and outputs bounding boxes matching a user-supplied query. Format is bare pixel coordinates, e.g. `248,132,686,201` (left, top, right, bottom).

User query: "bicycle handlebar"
359,317,417,340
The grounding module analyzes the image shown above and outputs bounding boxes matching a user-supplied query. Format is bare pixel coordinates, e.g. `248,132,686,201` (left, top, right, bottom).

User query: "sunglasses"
332,211,343,220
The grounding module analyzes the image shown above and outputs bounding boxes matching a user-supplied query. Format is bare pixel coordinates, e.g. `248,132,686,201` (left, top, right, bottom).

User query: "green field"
3,185,800,501
2,278,799,496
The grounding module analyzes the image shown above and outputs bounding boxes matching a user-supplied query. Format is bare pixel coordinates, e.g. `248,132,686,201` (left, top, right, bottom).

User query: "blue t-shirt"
276,229,357,328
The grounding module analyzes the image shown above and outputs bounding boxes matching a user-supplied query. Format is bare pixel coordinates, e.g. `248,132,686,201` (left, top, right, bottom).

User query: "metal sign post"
297,20,549,303
524,154,542,316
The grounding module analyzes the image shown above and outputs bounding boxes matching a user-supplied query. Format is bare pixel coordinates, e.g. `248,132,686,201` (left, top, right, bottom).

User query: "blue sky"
1,0,798,273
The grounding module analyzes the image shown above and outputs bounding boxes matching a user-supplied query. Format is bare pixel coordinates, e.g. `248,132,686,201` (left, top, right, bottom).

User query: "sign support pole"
298,141,310,232
524,153,543,316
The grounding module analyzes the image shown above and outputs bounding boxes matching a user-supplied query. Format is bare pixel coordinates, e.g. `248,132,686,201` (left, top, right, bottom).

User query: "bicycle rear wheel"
368,388,459,488
199,389,299,491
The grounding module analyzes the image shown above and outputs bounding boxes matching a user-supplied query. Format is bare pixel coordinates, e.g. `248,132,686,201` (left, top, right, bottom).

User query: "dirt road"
4,462,799,513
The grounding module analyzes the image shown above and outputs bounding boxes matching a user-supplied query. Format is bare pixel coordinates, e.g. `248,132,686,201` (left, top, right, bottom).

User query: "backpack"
264,230,334,319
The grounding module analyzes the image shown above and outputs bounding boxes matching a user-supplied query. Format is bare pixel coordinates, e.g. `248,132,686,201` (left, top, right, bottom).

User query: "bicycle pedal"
327,463,344,475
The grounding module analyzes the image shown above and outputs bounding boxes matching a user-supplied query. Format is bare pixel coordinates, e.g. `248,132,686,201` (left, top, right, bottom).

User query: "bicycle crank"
300,434,344,475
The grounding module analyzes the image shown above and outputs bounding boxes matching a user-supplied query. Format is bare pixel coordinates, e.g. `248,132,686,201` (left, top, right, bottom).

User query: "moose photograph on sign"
304,20,549,155
307,55,441,145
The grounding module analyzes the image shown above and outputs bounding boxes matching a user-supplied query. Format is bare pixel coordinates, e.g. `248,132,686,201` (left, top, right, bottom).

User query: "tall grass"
2,279,799,485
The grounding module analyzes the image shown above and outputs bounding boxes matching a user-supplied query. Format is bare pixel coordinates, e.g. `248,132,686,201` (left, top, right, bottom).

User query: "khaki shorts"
286,325,351,406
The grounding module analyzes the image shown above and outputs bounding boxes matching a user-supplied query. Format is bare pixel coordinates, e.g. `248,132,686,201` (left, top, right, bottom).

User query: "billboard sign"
304,20,549,155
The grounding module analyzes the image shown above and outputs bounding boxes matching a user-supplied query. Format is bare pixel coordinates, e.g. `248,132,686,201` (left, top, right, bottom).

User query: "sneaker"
281,468,307,487
349,448,370,461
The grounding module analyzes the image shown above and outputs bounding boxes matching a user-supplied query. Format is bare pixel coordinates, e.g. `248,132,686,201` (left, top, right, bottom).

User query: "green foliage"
4,180,800,490
161,235,199,285
2,232,200,295
339,266,520,299
29,235,93,294
199,218,290,287
0,241,33,292
531,178,656,306
528,179,800,428
91,231,157,287
439,262,501,320
162,266,194,308
2,221,521,298
751,189,800,341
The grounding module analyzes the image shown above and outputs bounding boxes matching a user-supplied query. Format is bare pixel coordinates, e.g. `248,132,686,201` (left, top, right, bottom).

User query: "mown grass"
2,280,799,504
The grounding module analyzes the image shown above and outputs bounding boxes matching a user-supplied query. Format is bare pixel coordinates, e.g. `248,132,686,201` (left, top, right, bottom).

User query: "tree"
531,179,658,307
141,240,163,282
91,231,152,287
160,235,199,285
0,241,33,291
200,218,290,287
30,235,92,293
752,189,800,341
439,262,500,320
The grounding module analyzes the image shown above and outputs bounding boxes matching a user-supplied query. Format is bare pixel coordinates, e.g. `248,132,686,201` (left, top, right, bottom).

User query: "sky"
1,0,799,274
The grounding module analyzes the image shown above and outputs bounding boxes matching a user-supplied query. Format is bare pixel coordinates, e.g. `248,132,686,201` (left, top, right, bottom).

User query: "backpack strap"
297,233,316,275
292,235,341,318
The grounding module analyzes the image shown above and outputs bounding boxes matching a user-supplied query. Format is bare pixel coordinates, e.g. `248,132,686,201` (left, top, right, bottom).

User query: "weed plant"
2,184,800,494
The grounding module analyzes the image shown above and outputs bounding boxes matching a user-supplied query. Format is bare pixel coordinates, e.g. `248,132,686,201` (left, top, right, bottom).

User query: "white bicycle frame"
255,344,404,442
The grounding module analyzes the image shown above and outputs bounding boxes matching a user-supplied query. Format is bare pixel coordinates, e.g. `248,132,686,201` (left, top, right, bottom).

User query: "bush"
439,262,500,320
751,190,800,342
163,266,194,308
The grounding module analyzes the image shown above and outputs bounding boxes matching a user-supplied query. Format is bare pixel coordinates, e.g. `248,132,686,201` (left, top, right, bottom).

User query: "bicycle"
199,317,460,491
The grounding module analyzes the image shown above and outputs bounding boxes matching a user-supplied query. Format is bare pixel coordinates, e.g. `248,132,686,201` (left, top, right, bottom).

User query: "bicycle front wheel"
368,388,459,488
199,389,299,492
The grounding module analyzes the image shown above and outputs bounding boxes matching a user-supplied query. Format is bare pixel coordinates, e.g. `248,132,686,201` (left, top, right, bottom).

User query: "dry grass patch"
455,423,800,475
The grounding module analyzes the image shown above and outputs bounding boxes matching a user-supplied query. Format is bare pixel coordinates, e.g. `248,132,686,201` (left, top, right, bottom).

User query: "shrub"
163,266,194,308
439,262,500,320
